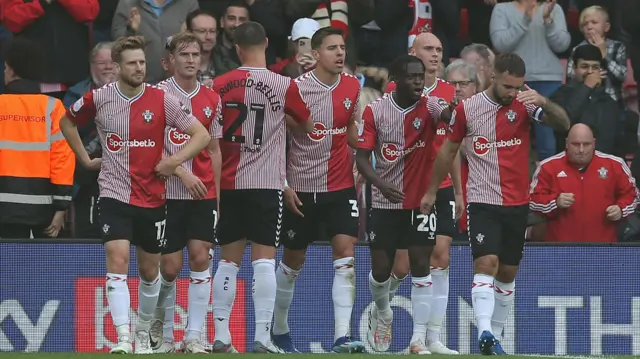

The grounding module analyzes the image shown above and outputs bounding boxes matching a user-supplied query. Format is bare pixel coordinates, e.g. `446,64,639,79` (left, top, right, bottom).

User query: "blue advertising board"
0,243,638,355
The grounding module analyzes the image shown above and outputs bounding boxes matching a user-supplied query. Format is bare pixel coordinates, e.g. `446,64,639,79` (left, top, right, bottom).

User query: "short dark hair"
112,36,146,64
493,53,526,78
3,37,46,81
310,27,344,50
224,0,250,16
234,21,266,47
390,54,425,80
572,44,603,65
186,9,216,31
167,31,202,54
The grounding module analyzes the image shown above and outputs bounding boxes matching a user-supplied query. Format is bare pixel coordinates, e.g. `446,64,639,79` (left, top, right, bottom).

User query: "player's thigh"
163,200,188,255
217,190,247,246
246,189,284,248
498,205,529,266
281,192,318,251
132,203,166,255
434,186,456,239
467,203,503,260
323,187,360,241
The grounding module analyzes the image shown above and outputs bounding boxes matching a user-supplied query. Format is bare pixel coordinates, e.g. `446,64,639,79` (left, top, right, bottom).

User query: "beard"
120,73,144,87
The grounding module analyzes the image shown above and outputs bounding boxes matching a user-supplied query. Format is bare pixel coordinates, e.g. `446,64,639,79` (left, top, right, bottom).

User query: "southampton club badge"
203,106,213,119
343,98,352,110
413,117,422,130
598,167,608,179
506,109,517,123
142,110,154,124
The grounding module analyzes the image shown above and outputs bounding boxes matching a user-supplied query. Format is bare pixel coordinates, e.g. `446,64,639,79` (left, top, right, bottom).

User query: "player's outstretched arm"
428,140,461,196
59,116,100,170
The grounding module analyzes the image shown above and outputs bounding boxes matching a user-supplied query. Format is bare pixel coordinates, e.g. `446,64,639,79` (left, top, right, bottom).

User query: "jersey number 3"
224,102,266,145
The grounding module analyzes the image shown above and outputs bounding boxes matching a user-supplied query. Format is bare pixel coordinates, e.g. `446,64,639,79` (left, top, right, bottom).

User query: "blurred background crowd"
1,0,640,242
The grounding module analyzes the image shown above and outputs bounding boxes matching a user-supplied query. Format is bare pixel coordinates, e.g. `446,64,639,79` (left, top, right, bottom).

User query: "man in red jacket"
530,123,639,242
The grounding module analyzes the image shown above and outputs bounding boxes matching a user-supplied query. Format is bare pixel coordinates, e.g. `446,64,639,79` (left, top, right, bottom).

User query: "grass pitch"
0,354,638,359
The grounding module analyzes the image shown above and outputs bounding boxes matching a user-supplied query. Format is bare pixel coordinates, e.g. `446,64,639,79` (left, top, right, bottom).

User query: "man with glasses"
186,9,218,86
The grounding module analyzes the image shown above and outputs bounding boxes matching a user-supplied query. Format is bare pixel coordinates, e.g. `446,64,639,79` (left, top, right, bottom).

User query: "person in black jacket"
550,44,621,156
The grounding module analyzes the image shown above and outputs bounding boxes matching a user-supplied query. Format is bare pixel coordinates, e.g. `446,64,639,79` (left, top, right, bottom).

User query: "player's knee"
474,255,499,276
282,249,306,270
391,261,409,279
371,267,391,283
187,243,211,272
430,248,450,269
160,253,183,281
495,264,518,283
139,265,159,282
408,250,431,277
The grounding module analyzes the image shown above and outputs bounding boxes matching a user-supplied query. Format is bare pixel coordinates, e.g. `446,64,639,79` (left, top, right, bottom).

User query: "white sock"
106,273,130,329
427,267,449,345
472,274,495,339
410,275,433,343
388,272,405,301
252,259,277,345
368,271,392,318
162,282,176,341
212,260,239,344
273,261,300,335
138,274,161,331
491,280,515,341
333,257,355,341
185,269,212,341
154,277,175,322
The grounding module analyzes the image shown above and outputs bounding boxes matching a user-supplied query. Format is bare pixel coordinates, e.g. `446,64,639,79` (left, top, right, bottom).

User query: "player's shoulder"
214,68,246,84
340,72,360,83
367,94,390,113
436,77,454,89
294,71,314,84
144,83,168,96
198,82,220,98
156,79,171,90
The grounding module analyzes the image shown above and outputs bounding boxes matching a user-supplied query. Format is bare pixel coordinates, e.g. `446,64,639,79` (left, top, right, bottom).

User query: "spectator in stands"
244,0,289,65
160,37,175,80
620,0,640,98
565,6,627,106
211,1,249,77
62,42,115,239
444,59,479,102
186,9,218,86
0,0,99,99
530,123,639,242
459,43,494,92
270,18,320,76
94,0,118,44
550,44,621,155
111,0,199,84
490,0,571,160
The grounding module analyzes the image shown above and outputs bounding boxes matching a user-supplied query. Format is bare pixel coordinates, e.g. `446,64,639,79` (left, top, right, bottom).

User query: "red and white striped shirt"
159,77,222,200
287,71,360,193
358,94,447,209
213,67,311,190
448,91,543,206
67,82,200,208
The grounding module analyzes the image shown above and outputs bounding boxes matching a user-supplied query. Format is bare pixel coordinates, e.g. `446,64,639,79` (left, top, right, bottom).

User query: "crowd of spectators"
1,0,639,242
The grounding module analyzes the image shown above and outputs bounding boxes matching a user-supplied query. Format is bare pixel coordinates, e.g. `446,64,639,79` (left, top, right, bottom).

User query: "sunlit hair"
579,5,609,27
111,36,146,64
167,31,202,55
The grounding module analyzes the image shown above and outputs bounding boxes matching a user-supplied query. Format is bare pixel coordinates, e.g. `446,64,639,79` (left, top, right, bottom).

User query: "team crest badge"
203,106,212,119
413,117,422,130
598,167,608,179
142,110,154,124
506,109,517,123
437,98,448,107
343,98,352,110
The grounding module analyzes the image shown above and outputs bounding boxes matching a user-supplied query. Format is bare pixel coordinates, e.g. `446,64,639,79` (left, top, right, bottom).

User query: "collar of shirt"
144,0,174,17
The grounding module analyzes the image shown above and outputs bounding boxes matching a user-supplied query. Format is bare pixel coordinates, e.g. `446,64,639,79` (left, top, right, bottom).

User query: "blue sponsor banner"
0,243,639,355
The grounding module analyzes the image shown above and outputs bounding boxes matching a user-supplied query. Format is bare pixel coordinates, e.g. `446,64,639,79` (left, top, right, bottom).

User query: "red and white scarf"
408,0,433,48
312,0,349,37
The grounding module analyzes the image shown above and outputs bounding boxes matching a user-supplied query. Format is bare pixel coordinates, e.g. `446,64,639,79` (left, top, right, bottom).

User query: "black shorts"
282,187,359,250
466,203,529,266
163,199,218,254
434,186,456,238
367,208,437,250
217,189,283,247
98,197,166,254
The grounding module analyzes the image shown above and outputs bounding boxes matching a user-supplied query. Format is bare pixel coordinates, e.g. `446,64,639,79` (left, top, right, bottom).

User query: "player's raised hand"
605,205,622,221
556,192,575,209
420,191,436,214
284,186,304,217
517,85,547,107
379,182,404,204
180,172,208,200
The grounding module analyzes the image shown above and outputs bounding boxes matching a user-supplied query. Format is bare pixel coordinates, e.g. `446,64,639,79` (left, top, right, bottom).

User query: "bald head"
411,33,442,74
566,123,595,167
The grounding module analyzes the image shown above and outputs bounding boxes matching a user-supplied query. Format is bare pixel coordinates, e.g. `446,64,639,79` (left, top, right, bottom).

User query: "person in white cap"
269,18,321,76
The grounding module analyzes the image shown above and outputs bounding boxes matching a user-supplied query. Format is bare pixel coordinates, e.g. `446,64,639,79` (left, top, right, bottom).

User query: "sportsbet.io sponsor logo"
105,133,156,153
380,140,426,162
168,128,190,146
473,136,522,156
307,122,347,142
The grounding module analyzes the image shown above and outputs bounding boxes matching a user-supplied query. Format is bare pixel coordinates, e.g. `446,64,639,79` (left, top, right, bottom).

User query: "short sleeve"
357,105,377,150
525,103,544,123
447,102,467,143
66,90,97,127
427,96,449,121
164,92,199,132
210,94,223,139
284,80,311,123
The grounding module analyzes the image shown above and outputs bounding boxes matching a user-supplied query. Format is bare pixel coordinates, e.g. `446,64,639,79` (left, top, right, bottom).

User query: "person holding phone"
269,18,320,77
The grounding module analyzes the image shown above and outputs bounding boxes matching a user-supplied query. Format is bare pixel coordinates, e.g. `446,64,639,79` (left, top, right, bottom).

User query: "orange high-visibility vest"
0,94,75,225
